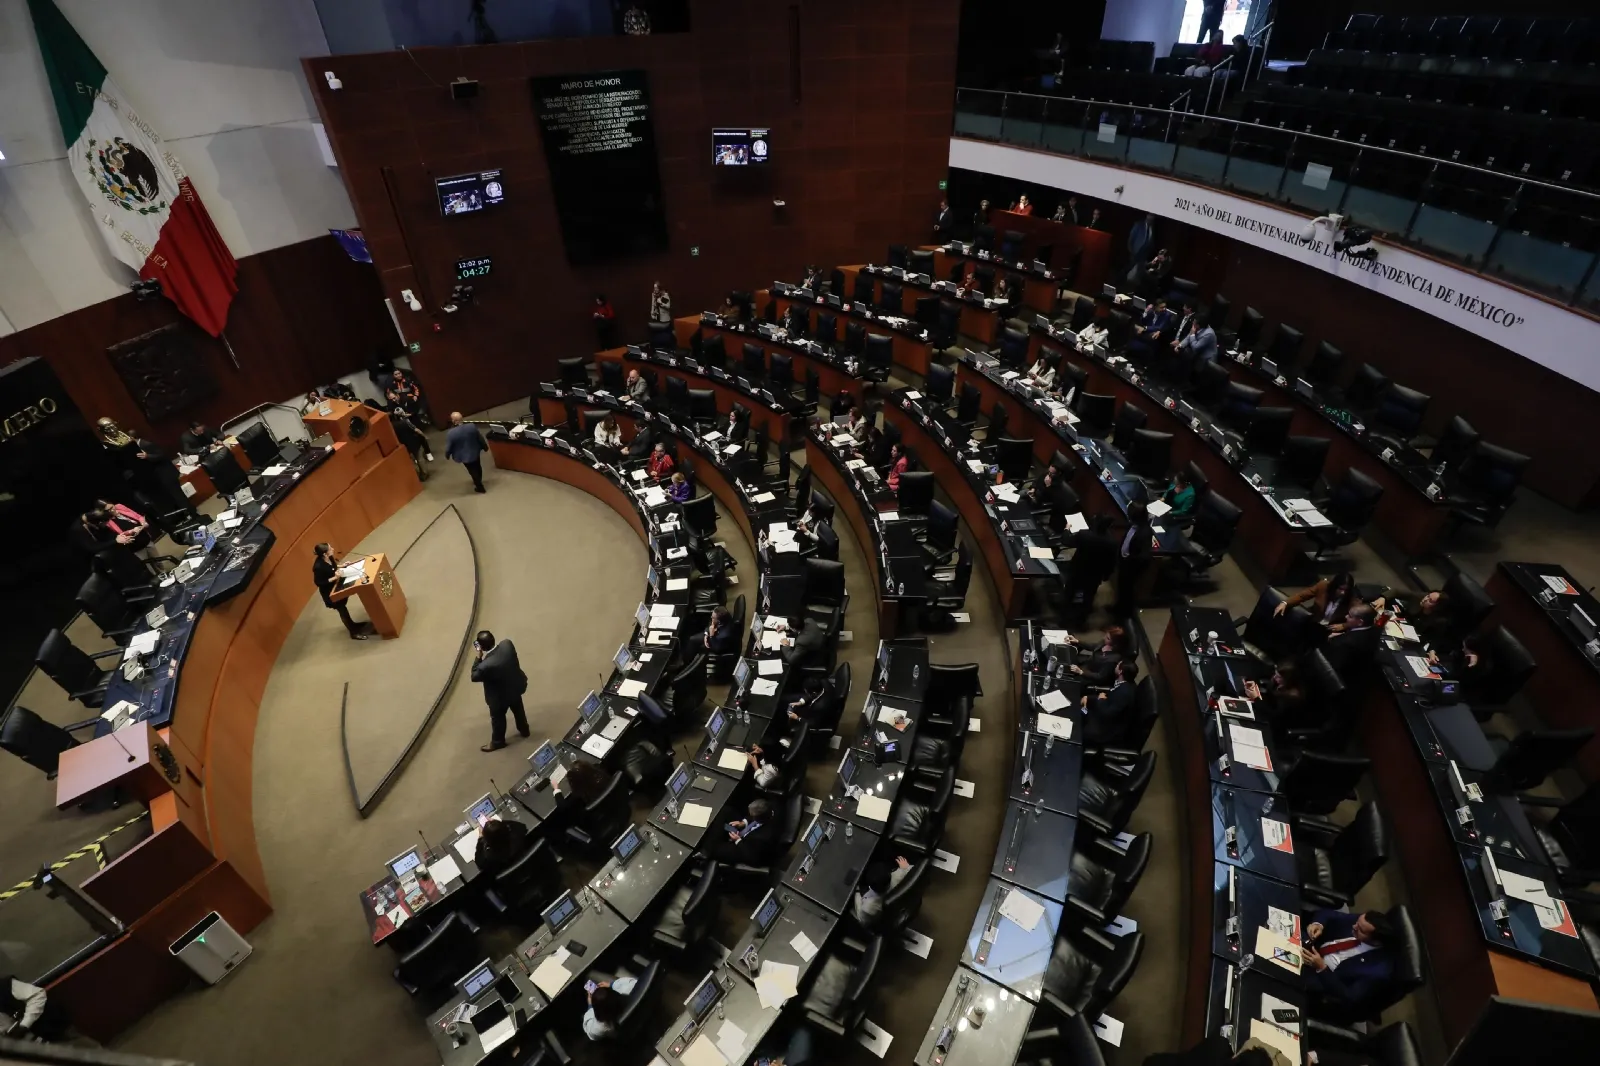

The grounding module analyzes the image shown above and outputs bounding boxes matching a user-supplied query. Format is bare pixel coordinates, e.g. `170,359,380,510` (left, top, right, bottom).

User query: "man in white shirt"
0,975,55,1039
746,745,783,788
850,856,912,927
582,975,638,1040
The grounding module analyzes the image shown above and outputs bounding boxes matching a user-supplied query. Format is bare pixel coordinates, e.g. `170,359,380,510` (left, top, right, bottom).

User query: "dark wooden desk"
656,966,784,1066
765,289,933,376
989,208,1112,294
516,888,630,1003
959,877,1063,1002
587,826,692,922
914,967,1037,1066
805,433,915,639
649,771,743,850
727,890,840,985
993,802,1078,903
838,263,1003,345
780,813,880,915
1007,729,1084,817
592,349,791,445
426,960,550,1066
675,314,868,405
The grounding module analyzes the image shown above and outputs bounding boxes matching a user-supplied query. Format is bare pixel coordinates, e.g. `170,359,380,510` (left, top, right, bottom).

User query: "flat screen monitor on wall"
436,171,505,216
531,69,669,265
713,128,770,166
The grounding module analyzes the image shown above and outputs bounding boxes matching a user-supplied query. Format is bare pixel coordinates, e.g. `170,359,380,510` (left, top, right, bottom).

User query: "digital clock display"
456,256,492,280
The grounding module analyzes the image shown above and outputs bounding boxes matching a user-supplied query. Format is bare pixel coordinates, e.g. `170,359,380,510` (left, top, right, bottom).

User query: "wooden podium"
55,720,182,810
301,398,378,443
329,553,407,638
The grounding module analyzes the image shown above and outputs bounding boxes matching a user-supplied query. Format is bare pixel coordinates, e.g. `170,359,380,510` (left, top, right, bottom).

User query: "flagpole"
220,331,241,370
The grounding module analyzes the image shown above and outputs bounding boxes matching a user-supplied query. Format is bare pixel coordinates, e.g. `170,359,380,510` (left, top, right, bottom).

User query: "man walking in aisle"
445,411,488,493
472,630,529,751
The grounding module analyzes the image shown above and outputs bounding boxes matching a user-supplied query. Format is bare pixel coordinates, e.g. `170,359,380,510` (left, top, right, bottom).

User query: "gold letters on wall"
0,397,60,440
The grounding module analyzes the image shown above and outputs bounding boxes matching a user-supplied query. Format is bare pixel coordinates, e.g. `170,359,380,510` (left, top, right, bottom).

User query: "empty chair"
800,934,882,1036
600,955,664,1043
844,322,866,355
650,858,720,953
0,707,80,777
701,334,728,370
75,573,150,644
1344,363,1390,411
1078,750,1156,836
648,324,676,353
1296,801,1389,907
1440,568,1495,636
880,280,904,313
1245,406,1292,455
1278,435,1330,489
1233,307,1264,352
35,630,118,708
1188,360,1231,409
1039,911,1145,1019
1073,393,1115,437
986,402,1010,441
1306,1022,1422,1066
887,767,954,856
1067,831,1151,918
815,312,839,345
1309,468,1383,560
862,334,893,380
996,435,1032,482
563,771,631,852
852,272,875,306
896,470,935,515
1371,385,1430,444
1111,402,1148,452
488,837,565,919
393,911,480,997
1483,728,1596,793
1452,441,1531,529
1469,625,1537,714
1218,382,1263,432
1127,428,1172,482
1429,415,1479,471
802,557,847,639
997,327,1029,369
1181,490,1243,578
236,422,281,467
924,663,982,734
934,301,962,348
742,343,767,381
599,358,627,395
1265,323,1304,370
664,375,690,415
1240,586,1318,661
955,382,982,426
925,362,955,405
1279,750,1371,816
558,356,588,386
921,500,960,565
999,229,1025,259
1304,341,1345,386
1017,1013,1107,1066
913,295,940,327
201,446,249,496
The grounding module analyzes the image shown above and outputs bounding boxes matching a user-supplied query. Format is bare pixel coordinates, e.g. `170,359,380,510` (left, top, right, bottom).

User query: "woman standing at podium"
312,543,371,640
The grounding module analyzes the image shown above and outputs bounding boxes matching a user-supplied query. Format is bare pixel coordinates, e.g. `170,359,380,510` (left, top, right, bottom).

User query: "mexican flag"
29,0,237,336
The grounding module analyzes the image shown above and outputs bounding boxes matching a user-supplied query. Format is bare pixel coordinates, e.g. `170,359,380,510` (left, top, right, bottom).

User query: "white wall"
1100,0,1190,62
0,0,356,337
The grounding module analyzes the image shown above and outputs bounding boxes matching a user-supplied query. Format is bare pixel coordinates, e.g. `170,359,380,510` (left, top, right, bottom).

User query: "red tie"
1321,937,1358,955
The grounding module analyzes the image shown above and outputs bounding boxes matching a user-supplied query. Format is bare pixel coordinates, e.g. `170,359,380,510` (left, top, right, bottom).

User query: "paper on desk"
679,1034,728,1066
1228,722,1266,748
429,854,463,888
581,733,615,759
992,483,1021,503
650,603,678,617
667,547,689,560
769,527,796,545
1261,817,1294,854
790,931,819,961
751,678,779,696
1146,499,1172,518
703,430,724,442
666,577,689,592
1234,742,1272,771
877,706,910,729
100,699,138,722
617,679,648,699
1065,512,1089,533
1255,925,1302,974
1405,654,1440,679
1259,993,1300,1033
830,435,856,448
259,464,288,478
631,468,648,481
761,630,785,651
904,391,923,400
758,658,784,676
1249,1020,1300,1063
967,460,985,473
1036,712,1074,740
718,747,749,771
1266,906,1300,944
755,961,801,1009
530,956,571,998
386,905,408,928
999,887,1046,932
1385,621,1419,642
643,488,669,507
1499,868,1553,907
773,541,800,553
724,444,744,457
454,829,481,865
1040,629,1072,645
678,802,713,827
856,794,893,822
752,491,777,503
1027,546,1054,560
845,458,867,470
714,1020,749,1065
878,510,899,522
1036,688,1071,713
1536,899,1580,937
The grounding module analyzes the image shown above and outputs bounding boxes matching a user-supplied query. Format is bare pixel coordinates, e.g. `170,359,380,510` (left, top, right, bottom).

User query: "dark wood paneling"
1181,231,1600,509
306,0,962,421
0,235,392,450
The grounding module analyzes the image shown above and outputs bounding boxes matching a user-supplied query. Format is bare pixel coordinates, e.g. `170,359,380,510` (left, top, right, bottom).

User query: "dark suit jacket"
714,818,780,865
445,423,487,464
934,208,953,234
179,428,220,454
1066,529,1119,586
1083,679,1135,746
473,820,530,880
312,556,341,606
705,623,740,656
1075,647,1121,686
1305,908,1396,1009
472,641,528,709
781,619,828,668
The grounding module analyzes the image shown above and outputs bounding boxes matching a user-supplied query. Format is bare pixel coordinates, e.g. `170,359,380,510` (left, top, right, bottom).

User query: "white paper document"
752,491,777,503
1027,546,1053,560
751,678,779,696
650,602,678,617
1065,512,1089,532
1385,621,1419,642
755,961,801,1009
616,679,648,699
678,802,714,828
453,829,481,865
1146,499,1172,518
1036,688,1070,713
999,888,1047,932
642,488,668,506
790,931,819,961
1499,868,1553,907
530,956,571,998
428,854,463,887
1035,712,1074,740
1261,817,1292,851
714,1020,749,1065
666,578,689,591
100,699,138,722
680,1035,728,1066
760,631,785,651
855,795,892,822
757,658,784,676
718,747,749,771
631,468,648,481
581,733,615,758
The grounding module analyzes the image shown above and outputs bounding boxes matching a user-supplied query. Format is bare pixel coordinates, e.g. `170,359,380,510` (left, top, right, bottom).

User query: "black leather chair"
896,470,935,516
1469,625,1536,715
1371,385,1430,446
201,446,249,496
35,629,119,708
1296,802,1389,907
622,739,672,792
1067,831,1151,917
563,772,631,853
920,501,960,566
1309,468,1383,560
1430,415,1479,470
1307,905,1423,1023
1451,441,1530,530
807,662,851,758
1279,751,1370,816
0,706,80,777
236,422,282,467
923,663,981,735
487,838,565,920
1440,569,1495,636
954,383,982,427
1179,490,1243,581
1306,1020,1421,1066
800,934,882,1036
1246,406,1293,455
1482,728,1595,793
707,598,744,686
76,573,150,644
1278,648,1357,755
1303,340,1344,386
650,858,720,953
1078,750,1156,836
802,558,847,641
925,544,973,611
393,911,481,997
868,856,930,936
600,955,664,1043
887,767,954,857
1279,434,1331,489
726,788,806,891
1343,363,1390,412
1237,586,1317,661
1039,900,1144,1019
558,356,589,386
1017,1012,1106,1066
908,733,959,777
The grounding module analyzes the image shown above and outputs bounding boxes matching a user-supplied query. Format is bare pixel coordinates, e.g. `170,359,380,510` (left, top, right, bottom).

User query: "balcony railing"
953,87,1600,312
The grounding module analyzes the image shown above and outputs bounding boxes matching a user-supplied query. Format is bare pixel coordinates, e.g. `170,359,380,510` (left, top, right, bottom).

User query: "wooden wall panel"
306,0,962,421
0,235,394,450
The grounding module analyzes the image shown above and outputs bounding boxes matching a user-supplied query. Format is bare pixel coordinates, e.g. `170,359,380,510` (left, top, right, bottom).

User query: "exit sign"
938,179,948,190
408,341,421,353
690,246,700,257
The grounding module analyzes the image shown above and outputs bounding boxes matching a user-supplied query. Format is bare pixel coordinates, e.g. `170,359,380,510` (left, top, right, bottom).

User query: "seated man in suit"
707,798,779,865
1173,311,1218,365
1321,603,1379,678
1127,297,1175,363
179,420,222,454
1429,633,1493,702
1081,658,1139,745
1301,908,1398,1016
779,617,828,669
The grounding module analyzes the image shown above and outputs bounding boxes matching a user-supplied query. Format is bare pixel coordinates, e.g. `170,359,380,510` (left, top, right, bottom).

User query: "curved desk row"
670,314,868,405
932,247,1059,316
1014,337,1317,581
837,263,1006,346
54,410,421,1040
591,349,794,448
764,284,935,377
982,208,1112,296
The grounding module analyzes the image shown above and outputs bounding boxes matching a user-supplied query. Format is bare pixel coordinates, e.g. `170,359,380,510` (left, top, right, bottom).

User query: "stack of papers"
760,630,785,651
757,658,784,676
714,1020,749,1065
530,955,571,998
99,699,139,722
1405,654,1440,680
1385,620,1419,642
855,794,892,821
428,854,463,887
259,464,289,478
991,483,1021,503
998,888,1046,931
751,678,779,696
717,748,749,771
1035,712,1074,740
1036,688,1070,713
666,577,689,591
678,802,713,827
453,829,481,865
1146,499,1172,518
125,631,161,658
1064,512,1089,533
616,679,648,698
1249,1019,1300,1062
642,487,668,507
581,733,615,758
1227,721,1273,770
790,931,818,960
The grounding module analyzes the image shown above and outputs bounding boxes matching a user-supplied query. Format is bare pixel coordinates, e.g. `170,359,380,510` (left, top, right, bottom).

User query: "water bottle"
898,581,906,595
845,821,854,840
1044,733,1055,755
1240,953,1256,971
912,664,920,682
650,829,660,851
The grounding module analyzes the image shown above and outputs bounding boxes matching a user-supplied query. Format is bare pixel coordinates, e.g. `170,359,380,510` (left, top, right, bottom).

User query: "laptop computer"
469,998,517,1053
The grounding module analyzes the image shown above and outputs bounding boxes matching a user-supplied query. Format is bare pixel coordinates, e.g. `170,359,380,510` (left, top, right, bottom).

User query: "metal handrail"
954,86,1600,205
1203,54,1234,114
1246,20,1274,87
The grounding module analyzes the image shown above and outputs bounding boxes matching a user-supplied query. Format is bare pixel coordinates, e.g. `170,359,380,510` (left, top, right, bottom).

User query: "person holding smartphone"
582,975,637,1040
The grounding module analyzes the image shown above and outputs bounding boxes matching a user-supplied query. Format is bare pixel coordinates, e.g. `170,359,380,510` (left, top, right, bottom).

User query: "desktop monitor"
668,763,694,798
611,825,644,864
705,707,726,741
838,749,858,787
530,740,559,773
579,691,605,725
684,972,724,1021
733,658,752,690
457,959,497,1000
751,889,783,936
388,848,423,880
465,793,497,825
636,602,651,630
613,644,633,672
803,817,826,853
541,891,580,933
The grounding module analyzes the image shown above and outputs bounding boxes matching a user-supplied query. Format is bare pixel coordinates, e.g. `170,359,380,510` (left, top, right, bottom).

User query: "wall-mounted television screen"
436,170,505,216
713,128,770,166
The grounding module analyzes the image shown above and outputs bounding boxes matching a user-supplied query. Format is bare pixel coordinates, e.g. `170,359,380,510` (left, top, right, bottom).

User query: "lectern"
55,720,181,810
301,398,378,443
329,553,407,638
